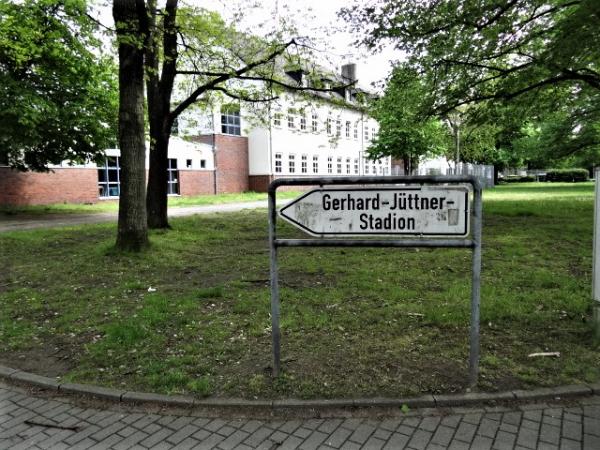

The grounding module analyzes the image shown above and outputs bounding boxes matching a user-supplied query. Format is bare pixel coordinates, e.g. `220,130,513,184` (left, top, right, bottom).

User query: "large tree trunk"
114,0,149,251
145,0,178,229
146,129,170,229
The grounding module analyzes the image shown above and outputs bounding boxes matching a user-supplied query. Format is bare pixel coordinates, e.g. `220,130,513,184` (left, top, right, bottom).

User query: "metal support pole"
593,168,600,339
268,186,281,377
469,182,483,387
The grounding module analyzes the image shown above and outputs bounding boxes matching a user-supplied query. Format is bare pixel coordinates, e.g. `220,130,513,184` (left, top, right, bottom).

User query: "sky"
94,0,402,90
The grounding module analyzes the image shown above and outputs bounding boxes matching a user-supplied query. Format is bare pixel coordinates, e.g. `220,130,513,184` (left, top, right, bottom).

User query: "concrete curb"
0,364,596,414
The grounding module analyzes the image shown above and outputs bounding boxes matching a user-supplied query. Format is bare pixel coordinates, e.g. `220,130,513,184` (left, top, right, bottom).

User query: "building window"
365,163,369,175
327,156,332,174
98,156,120,197
200,159,206,169
288,111,295,129
337,157,342,174
354,158,359,174
273,112,282,127
221,105,241,135
301,154,308,173
171,117,179,136
345,121,351,138
326,117,333,135
372,127,377,140
372,164,377,174
312,113,318,132
336,118,341,137
167,158,179,195
300,116,307,131
354,123,358,140
289,154,295,173
364,126,369,141
346,157,351,174
186,159,192,169
275,153,282,173
313,155,318,173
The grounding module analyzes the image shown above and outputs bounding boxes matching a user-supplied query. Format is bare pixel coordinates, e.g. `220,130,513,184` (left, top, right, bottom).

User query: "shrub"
501,175,536,183
545,169,589,182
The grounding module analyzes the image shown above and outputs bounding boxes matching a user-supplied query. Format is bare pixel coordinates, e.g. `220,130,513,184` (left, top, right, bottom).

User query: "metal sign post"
268,175,483,387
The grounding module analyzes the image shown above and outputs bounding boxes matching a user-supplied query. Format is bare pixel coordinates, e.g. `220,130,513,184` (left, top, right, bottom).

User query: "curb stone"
0,364,597,415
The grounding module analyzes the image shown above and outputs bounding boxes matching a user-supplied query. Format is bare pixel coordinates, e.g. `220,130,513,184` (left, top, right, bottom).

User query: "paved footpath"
0,200,286,233
1,382,600,450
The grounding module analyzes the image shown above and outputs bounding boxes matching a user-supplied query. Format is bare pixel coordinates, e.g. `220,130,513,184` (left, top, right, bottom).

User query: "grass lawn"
0,182,598,399
0,191,302,215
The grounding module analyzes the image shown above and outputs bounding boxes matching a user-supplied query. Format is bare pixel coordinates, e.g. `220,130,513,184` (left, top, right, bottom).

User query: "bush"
501,175,536,183
545,169,589,182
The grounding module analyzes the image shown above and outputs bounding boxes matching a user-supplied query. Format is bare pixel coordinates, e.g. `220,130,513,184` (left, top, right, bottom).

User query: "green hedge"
501,175,536,183
546,169,589,182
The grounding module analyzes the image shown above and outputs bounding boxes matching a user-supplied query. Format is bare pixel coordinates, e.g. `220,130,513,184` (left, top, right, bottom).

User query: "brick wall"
0,167,98,206
214,135,249,193
178,170,215,196
248,175,311,193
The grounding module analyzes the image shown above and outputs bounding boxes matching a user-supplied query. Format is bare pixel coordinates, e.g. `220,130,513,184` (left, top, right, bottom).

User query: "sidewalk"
1,381,599,449
0,200,278,233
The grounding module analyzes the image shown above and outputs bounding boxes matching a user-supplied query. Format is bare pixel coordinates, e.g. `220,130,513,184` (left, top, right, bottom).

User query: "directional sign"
279,186,470,237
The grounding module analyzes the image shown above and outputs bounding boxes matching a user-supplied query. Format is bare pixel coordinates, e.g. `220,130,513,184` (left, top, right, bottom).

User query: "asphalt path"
0,201,284,233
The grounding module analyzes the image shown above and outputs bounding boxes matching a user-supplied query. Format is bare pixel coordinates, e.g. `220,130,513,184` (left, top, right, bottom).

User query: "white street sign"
279,186,470,237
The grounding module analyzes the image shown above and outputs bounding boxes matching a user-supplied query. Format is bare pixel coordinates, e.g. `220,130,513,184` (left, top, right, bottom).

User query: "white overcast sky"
94,0,402,90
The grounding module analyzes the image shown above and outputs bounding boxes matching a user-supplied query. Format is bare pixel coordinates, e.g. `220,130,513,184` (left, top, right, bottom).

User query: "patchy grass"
0,182,598,398
0,191,301,216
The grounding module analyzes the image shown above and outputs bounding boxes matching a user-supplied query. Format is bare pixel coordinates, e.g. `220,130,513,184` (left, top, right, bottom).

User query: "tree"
367,66,447,174
113,0,149,250
0,0,117,171
142,1,350,229
342,0,600,159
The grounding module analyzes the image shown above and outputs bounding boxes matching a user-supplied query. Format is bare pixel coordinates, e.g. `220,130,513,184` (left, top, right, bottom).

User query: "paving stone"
279,420,302,434
516,426,538,449
562,419,582,441
323,425,352,448
471,435,493,450
382,432,409,450
241,420,263,433
298,430,328,450
418,416,441,432
166,424,198,444
317,419,342,434
372,428,392,441
243,426,273,447
348,423,375,444
192,432,224,450
218,429,250,450
453,421,477,443
139,428,175,448
540,423,561,445
492,430,516,450
440,415,461,428
447,440,470,450
430,425,454,446
559,437,581,450
278,434,304,450
294,427,313,439
362,436,386,450
407,429,432,450
583,433,600,449
462,413,482,425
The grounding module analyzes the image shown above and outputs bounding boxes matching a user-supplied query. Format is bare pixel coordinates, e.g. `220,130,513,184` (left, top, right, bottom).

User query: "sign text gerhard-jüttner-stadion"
279,186,470,237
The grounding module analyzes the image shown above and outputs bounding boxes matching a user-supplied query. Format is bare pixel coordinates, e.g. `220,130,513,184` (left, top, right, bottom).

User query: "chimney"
341,63,357,83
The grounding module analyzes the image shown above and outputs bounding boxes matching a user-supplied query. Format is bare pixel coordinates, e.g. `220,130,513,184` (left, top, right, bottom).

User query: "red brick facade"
0,167,98,206
213,135,249,194
248,175,312,193
179,170,215,196
0,134,249,206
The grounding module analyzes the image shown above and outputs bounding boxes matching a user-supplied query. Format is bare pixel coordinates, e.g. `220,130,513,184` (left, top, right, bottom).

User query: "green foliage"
0,0,118,171
501,175,536,183
368,66,447,169
546,168,589,182
342,0,600,167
